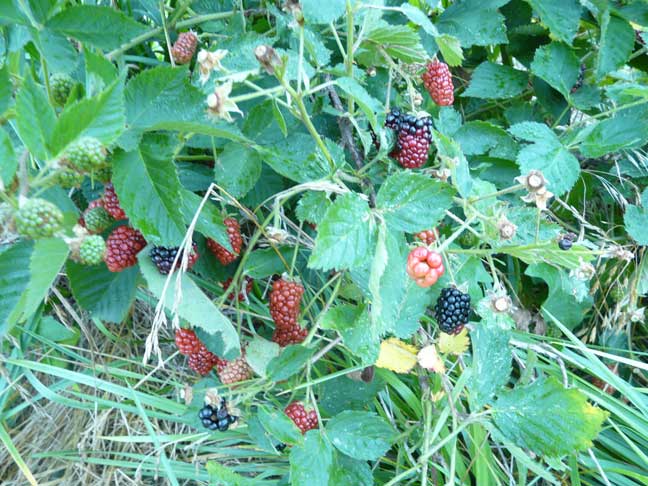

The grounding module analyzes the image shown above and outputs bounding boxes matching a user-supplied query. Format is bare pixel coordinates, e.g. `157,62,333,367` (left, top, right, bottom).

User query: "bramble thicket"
1,1,648,485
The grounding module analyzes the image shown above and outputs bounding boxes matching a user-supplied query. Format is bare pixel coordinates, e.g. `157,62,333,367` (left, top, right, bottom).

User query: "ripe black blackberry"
149,243,198,274
198,399,237,432
384,108,433,169
558,232,576,251
434,287,471,334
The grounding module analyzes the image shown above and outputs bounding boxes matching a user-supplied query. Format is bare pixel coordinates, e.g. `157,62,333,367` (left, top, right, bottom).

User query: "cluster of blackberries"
434,287,471,334
384,108,433,169
199,399,237,432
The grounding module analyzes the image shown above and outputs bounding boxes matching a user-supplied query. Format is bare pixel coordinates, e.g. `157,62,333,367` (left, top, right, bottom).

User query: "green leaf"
301,0,345,24
50,78,125,156
320,305,380,364
138,252,240,360
179,191,229,251
0,241,33,336
309,193,376,271
263,133,332,183
112,134,186,246
500,241,594,270
290,431,334,486
527,0,581,44
363,24,427,64
469,323,512,409
296,191,333,225
11,238,68,324
66,261,138,323
326,411,395,461
257,405,303,446
530,42,579,98
243,247,294,279
432,130,473,197
329,454,374,486
214,143,262,199
317,373,385,416
376,172,455,233
526,263,593,329
267,344,314,381
15,74,56,160
435,34,464,67
0,65,11,115
206,462,253,486
399,3,439,37
492,377,608,456
32,29,78,75
84,47,118,96
463,62,528,99
0,128,17,188
624,191,648,245
597,11,635,79
455,121,517,159
437,0,507,48
336,77,381,129
245,336,280,378
579,112,648,158
509,122,580,196
47,6,150,51
123,66,245,146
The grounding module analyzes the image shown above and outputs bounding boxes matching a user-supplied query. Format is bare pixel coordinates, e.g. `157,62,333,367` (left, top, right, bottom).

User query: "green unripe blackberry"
610,285,625,303
459,230,479,248
79,235,106,265
15,198,64,239
94,166,112,183
83,206,114,233
50,73,74,106
66,137,107,171
55,169,84,188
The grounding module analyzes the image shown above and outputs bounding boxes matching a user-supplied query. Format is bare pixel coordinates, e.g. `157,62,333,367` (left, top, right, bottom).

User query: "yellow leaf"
375,338,418,373
438,328,470,355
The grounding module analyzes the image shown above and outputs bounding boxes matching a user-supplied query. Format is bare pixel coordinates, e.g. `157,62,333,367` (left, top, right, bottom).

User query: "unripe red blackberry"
415,229,438,245
217,355,253,384
223,277,253,302
272,324,309,347
270,278,307,346
284,402,318,434
422,60,454,106
175,328,202,355
150,243,198,275
103,182,126,220
386,113,433,169
206,218,243,265
104,225,146,272
172,31,198,64
15,198,64,239
406,247,445,288
187,344,219,375
79,235,106,265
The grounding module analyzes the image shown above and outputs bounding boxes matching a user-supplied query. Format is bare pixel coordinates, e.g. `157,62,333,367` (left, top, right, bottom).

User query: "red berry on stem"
269,278,308,346
175,328,202,356
172,31,198,65
406,247,445,288
223,277,253,302
187,344,219,375
422,60,454,106
416,229,438,245
206,218,243,265
104,226,146,272
103,183,126,221
284,402,318,434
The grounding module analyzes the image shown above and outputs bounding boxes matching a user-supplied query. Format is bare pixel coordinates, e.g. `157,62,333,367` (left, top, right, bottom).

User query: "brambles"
104,226,146,272
103,183,126,220
384,109,433,169
206,218,243,265
150,243,198,274
284,402,318,434
270,278,307,346
422,60,454,106
406,247,445,288
78,235,106,265
199,400,238,431
50,73,74,106
435,287,471,335
172,31,198,64
14,199,63,239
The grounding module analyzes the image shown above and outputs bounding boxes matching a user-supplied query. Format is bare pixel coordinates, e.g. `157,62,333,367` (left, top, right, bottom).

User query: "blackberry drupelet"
198,399,237,431
434,287,471,335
